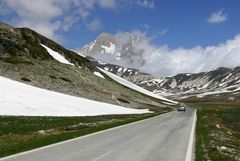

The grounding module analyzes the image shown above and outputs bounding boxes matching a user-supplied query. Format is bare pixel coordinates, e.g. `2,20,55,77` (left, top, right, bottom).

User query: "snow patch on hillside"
197,85,240,98
77,52,86,58
40,44,74,65
101,42,116,54
94,72,105,79
0,76,150,116
118,67,122,72
89,40,96,51
169,79,177,89
98,68,178,105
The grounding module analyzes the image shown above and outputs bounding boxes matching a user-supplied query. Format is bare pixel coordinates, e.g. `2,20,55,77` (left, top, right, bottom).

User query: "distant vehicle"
178,106,186,112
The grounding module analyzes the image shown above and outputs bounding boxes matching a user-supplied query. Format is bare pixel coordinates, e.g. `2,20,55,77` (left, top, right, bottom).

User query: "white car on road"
178,106,186,112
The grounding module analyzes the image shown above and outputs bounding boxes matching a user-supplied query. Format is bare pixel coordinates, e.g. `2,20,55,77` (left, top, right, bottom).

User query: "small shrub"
117,98,130,104
21,77,31,82
49,75,57,79
59,77,71,83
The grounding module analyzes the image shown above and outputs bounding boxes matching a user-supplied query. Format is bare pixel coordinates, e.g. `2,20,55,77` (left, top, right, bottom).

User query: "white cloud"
0,1,12,16
0,0,155,42
136,0,155,9
157,29,168,36
86,18,102,31
98,0,116,8
207,9,227,23
141,34,240,76
62,16,79,31
94,31,240,76
149,28,168,40
0,0,68,41
78,8,90,19
0,0,117,41
74,0,117,9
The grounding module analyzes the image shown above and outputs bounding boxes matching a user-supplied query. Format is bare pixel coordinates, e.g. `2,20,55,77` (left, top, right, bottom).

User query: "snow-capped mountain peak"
80,32,146,66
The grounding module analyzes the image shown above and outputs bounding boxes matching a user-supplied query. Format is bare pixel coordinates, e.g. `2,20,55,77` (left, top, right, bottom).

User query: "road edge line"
185,109,197,161
0,111,173,160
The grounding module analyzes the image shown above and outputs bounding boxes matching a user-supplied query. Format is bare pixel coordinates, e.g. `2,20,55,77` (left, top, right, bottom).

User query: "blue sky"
66,0,240,49
1,0,240,75
1,0,239,49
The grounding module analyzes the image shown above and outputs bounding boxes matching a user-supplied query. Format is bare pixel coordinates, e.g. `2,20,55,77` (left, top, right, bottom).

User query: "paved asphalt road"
0,107,196,161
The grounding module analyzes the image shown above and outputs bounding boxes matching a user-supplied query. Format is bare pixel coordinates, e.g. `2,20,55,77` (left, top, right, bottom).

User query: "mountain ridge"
79,31,240,100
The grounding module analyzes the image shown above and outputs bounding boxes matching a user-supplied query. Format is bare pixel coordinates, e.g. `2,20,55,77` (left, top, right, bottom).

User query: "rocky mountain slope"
90,56,240,101
133,67,240,100
86,56,151,79
0,22,176,111
87,55,240,100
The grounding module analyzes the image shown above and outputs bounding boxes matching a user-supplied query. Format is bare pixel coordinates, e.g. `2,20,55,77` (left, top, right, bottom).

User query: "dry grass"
188,101,240,161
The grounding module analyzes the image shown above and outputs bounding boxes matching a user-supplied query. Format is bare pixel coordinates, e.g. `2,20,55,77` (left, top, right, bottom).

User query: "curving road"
0,106,196,161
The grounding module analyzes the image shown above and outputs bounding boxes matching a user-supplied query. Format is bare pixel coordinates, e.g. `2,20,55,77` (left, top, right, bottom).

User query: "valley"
0,21,239,161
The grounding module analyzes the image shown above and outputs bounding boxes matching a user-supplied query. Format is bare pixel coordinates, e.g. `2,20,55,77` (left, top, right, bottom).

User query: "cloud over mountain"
140,34,240,76
81,31,240,76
